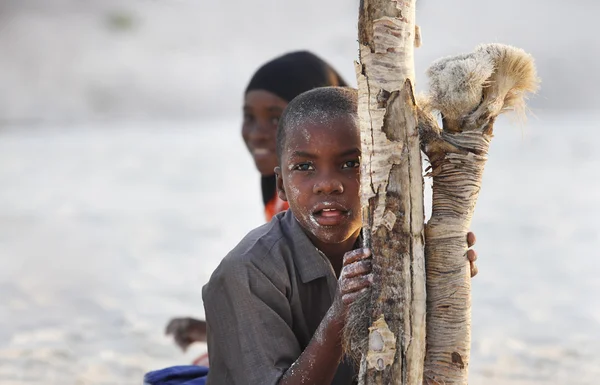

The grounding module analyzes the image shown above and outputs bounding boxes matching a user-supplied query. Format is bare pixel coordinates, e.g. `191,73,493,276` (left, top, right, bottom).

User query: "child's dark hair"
276,87,358,162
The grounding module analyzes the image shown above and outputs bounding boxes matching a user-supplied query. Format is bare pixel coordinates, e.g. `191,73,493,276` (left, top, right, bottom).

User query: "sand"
0,113,598,384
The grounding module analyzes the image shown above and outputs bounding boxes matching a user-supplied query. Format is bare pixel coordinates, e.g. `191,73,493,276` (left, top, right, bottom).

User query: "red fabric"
264,194,289,221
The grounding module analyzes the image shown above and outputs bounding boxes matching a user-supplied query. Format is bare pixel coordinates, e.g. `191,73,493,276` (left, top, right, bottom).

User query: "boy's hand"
333,248,373,321
467,231,478,278
165,317,207,351
330,233,476,325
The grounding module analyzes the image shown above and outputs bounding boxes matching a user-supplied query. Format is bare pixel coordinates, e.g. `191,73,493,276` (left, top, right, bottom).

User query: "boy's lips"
311,203,350,226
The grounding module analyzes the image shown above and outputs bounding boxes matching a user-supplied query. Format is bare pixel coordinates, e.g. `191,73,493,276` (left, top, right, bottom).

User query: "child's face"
242,90,288,176
276,116,362,250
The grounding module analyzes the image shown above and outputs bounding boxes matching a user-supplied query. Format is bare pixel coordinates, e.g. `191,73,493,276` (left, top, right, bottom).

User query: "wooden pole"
344,1,426,384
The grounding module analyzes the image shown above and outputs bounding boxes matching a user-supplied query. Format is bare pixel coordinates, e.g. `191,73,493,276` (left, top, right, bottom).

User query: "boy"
202,87,477,385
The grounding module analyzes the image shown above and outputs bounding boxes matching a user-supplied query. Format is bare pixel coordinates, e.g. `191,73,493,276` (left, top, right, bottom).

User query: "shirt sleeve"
203,252,300,385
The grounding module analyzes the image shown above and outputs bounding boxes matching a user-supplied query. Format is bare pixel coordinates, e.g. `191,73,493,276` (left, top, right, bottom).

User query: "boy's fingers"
466,248,478,277
341,274,373,294
342,260,372,279
467,232,476,247
343,248,371,265
470,262,478,278
342,287,370,306
466,249,477,263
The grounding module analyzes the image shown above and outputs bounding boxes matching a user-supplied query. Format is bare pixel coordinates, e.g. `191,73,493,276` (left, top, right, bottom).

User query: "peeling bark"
346,0,426,384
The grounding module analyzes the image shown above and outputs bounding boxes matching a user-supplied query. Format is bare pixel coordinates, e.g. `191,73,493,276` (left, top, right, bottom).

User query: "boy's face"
276,116,362,250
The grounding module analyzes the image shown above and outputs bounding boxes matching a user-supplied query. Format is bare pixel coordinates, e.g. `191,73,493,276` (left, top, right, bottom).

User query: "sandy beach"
0,113,598,384
1,0,599,383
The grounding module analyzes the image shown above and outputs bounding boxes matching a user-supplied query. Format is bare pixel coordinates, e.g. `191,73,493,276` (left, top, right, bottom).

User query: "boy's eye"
292,162,314,171
270,116,280,126
342,160,360,169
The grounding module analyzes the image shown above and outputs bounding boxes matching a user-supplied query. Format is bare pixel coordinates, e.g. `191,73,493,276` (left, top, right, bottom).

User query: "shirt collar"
279,210,336,284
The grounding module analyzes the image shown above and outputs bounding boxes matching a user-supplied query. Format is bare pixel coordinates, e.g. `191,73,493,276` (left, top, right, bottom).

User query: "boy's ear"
274,166,288,202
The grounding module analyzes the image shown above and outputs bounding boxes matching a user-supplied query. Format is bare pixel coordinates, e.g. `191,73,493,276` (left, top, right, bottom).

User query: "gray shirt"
203,210,357,385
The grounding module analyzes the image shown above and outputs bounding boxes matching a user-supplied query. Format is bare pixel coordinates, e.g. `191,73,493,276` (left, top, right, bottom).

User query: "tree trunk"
344,1,426,384
345,4,539,383
419,44,539,384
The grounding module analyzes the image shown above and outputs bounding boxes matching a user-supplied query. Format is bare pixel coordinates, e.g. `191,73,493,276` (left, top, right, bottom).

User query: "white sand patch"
0,116,598,384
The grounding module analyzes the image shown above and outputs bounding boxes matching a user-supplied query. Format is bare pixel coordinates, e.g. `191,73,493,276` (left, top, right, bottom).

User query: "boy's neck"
312,231,361,278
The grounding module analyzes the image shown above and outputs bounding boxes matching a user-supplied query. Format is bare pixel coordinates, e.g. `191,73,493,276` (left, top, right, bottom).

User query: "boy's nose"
313,176,344,195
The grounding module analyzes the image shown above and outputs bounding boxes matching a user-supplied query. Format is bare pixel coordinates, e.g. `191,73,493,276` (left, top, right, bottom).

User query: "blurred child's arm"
278,248,372,385
165,317,206,351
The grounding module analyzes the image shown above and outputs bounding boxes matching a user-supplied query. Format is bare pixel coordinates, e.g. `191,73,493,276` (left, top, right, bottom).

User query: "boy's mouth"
312,204,349,226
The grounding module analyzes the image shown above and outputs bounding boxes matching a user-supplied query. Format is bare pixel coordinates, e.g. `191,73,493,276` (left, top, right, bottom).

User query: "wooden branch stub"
422,44,539,384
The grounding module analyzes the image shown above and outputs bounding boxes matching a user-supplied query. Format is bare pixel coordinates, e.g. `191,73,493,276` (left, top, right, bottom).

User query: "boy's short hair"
276,87,358,161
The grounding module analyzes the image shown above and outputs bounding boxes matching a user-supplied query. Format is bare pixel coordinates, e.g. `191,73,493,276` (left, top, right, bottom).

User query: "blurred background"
0,0,598,384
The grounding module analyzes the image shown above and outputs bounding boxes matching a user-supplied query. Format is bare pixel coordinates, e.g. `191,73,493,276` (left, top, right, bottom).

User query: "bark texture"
420,44,539,384
345,1,426,384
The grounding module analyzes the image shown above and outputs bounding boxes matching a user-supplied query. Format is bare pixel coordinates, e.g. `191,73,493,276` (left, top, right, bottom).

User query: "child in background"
242,51,348,221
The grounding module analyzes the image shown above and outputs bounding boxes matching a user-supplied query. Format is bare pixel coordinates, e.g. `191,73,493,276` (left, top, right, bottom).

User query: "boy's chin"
294,210,361,245
311,226,360,245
